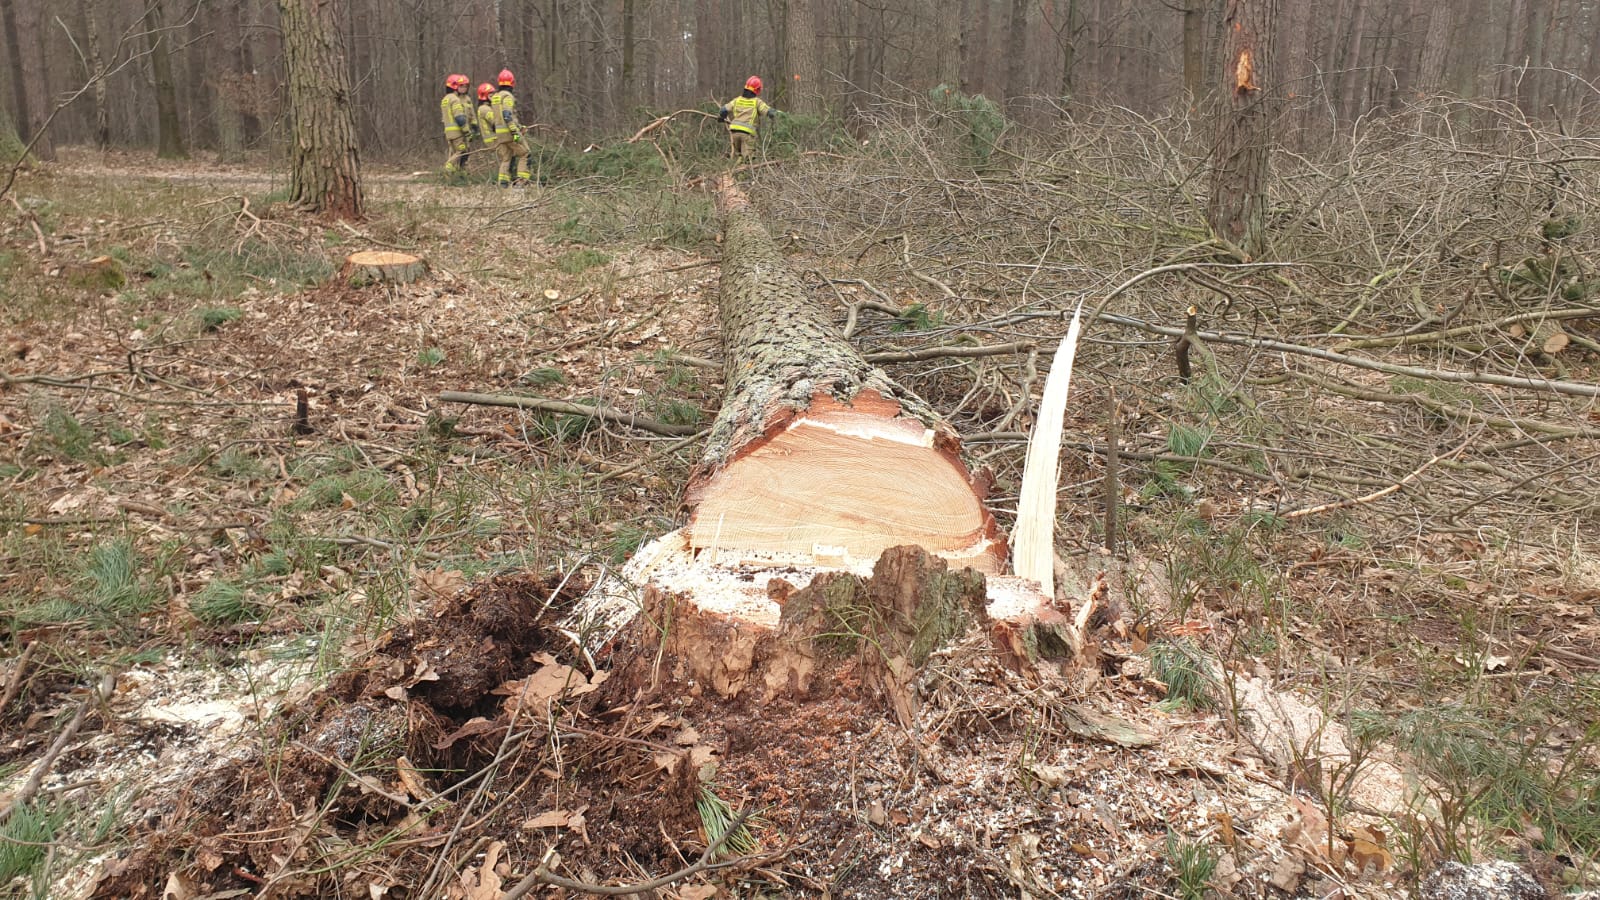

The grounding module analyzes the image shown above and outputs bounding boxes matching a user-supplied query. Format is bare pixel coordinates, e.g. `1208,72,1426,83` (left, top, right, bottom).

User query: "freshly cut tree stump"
1509,319,1571,355
685,183,1004,573
341,250,428,286
570,185,1078,689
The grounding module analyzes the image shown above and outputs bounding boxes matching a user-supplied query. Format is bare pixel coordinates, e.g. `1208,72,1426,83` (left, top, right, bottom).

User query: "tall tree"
1208,0,1277,259
695,0,720,100
279,0,363,219
1414,0,1450,96
786,0,822,114
78,0,110,149
1,0,53,160
148,0,189,159
1181,0,1206,100
1005,0,1030,100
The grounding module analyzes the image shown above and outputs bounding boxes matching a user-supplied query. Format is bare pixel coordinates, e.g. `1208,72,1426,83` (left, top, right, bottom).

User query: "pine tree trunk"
685,183,1005,574
1416,1,1451,96
695,0,720,99
1182,1,1205,100
149,0,189,160
786,0,822,115
279,0,364,219
1207,0,1276,260
1005,0,1030,102
935,0,961,89
79,0,110,150
1,0,52,160
621,0,636,109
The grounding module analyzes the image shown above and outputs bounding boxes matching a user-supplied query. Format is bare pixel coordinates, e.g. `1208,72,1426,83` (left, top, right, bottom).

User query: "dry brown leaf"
524,809,571,828
1269,854,1305,893
460,840,505,900
163,872,197,900
1211,811,1237,849
673,725,701,745
1344,824,1393,874
678,886,718,900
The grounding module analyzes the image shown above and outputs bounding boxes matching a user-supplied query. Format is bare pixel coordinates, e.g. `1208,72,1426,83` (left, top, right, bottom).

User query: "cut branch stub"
685,193,1004,573
341,250,428,286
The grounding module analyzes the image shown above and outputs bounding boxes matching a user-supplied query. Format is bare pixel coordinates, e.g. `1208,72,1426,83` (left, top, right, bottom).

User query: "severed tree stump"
341,250,428,286
579,182,1078,695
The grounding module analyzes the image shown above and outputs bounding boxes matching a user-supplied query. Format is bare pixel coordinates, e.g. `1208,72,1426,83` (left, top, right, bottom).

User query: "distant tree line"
0,0,1594,161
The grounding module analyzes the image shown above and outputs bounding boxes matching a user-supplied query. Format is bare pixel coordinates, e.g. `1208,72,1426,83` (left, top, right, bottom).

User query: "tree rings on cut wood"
1509,319,1571,355
341,250,428,286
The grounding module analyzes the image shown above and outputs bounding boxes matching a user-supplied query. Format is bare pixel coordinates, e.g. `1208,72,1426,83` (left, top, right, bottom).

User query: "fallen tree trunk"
572,183,1081,688
684,184,1004,573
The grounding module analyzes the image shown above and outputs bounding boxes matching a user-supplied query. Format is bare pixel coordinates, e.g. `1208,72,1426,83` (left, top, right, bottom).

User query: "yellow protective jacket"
722,95,771,135
477,102,498,143
491,89,521,141
440,92,473,139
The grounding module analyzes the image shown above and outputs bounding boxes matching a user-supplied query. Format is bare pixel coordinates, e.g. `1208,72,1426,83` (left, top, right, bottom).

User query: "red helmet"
498,69,515,87
446,73,469,91
745,75,763,95
477,82,494,101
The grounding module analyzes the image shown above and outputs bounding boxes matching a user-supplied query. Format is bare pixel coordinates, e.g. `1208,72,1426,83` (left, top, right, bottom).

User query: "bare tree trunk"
1208,0,1277,259
279,0,364,219
621,0,636,109
935,0,961,88
1182,0,1205,100
2,0,52,160
1416,0,1451,96
1497,0,1528,101
786,0,822,114
696,0,719,99
79,0,110,149
1005,0,1029,101
1336,0,1368,121
148,0,189,159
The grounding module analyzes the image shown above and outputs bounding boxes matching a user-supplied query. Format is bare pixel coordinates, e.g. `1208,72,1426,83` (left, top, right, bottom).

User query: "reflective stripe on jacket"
723,96,770,135
491,90,520,139
440,93,472,137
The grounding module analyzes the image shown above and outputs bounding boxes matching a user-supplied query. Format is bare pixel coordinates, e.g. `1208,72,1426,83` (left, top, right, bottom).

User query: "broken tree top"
684,181,1005,574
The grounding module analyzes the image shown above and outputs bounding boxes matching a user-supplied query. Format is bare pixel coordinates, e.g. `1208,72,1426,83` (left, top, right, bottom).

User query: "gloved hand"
454,114,468,128
471,124,481,137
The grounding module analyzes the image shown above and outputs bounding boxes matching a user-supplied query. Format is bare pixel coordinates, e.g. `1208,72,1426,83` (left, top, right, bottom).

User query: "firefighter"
718,76,777,160
440,74,474,177
490,69,531,187
476,82,498,180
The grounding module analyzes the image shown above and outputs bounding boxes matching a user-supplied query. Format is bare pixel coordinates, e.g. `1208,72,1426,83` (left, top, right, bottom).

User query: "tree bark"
1182,0,1205,100
785,0,822,115
695,0,719,99
935,0,961,89
1,0,52,160
280,0,363,219
1415,0,1451,96
621,0,636,109
1207,0,1277,260
685,182,1005,573
148,0,189,159
77,0,110,150
1005,0,1030,102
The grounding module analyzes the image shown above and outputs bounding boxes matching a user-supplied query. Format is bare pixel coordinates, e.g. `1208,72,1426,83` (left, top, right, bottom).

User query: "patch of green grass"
696,785,760,859
530,412,594,442
1167,422,1213,459
552,191,715,250
39,406,98,462
0,801,67,887
653,399,702,428
1164,829,1218,900
198,306,243,331
416,346,446,368
1147,637,1218,711
520,367,565,386
214,446,265,479
83,538,159,620
554,248,611,275
191,579,259,625
890,302,944,332
290,467,393,512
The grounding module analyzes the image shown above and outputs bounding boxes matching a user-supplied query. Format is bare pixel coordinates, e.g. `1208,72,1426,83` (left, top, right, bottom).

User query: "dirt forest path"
3,144,1600,900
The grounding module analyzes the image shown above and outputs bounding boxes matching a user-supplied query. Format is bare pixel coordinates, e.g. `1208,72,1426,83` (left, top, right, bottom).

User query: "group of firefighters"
438,72,778,183
439,69,530,186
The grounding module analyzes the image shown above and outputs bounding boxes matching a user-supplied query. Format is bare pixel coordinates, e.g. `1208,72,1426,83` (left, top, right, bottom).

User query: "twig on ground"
7,194,47,255
0,670,115,824
1281,442,1467,520
0,641,39,718
437,391,700,437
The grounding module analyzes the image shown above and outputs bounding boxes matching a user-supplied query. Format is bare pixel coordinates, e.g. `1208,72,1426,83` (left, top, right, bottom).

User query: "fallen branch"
865,341,1034,364
895,233,957,300
1331,306,1600,352
0,670,115,824
0,641,38,718
437,391,700,437
1281,444,1463,520
7,195,47,255
1097,311,1600,399
627,108,718,143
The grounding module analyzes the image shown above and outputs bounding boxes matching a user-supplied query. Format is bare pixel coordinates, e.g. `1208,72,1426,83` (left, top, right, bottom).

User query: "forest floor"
3,114,1600,900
